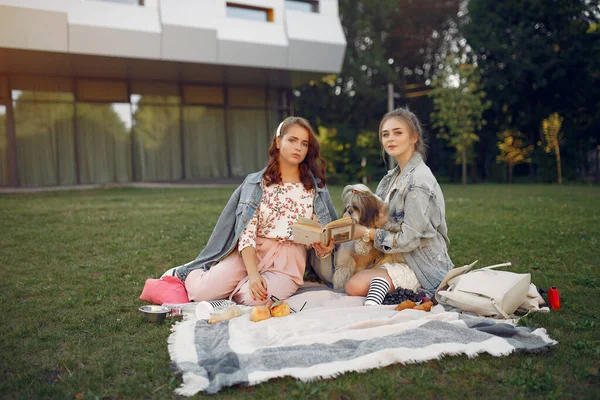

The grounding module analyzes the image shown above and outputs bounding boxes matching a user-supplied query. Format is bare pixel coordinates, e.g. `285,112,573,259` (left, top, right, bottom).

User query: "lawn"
1,184,599,399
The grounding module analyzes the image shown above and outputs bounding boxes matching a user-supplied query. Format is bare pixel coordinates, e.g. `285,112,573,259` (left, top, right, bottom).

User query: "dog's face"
342,186,388,228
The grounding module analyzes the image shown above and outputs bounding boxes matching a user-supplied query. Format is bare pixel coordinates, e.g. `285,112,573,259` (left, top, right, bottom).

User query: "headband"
276,121,284,137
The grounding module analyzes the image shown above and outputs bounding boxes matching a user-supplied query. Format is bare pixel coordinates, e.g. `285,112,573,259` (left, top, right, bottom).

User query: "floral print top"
238,181,316,253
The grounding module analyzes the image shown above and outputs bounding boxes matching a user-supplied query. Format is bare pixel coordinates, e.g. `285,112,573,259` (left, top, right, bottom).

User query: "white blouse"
238,182,315,252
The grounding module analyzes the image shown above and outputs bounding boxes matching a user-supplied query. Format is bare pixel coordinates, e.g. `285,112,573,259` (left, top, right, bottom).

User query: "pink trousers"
184,237,307,306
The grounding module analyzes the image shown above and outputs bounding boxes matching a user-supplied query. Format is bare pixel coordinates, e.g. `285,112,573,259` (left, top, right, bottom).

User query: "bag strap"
490,298,511,319
479,262,512,271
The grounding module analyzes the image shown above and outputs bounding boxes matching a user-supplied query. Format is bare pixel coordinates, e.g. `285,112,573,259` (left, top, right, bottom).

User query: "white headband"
276,121,284,137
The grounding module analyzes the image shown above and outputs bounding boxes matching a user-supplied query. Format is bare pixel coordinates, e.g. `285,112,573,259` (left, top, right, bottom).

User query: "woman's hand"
248,273,268,301
312,238,334,258
353,225,376,241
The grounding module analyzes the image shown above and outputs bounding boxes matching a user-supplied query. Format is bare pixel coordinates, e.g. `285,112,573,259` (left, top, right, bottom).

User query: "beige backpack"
435,261,531,319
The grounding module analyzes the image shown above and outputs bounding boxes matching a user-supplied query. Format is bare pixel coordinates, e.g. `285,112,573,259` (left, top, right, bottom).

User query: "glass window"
77,103,132,184
85,0,144,5
285,0,318,13
0,105,7,186
183,85,224,105
11,76,74,99
132,104,181,182
0,76,8,103
77,80,128,103
226,3,273,22
228,109,269,177
183,107,227,179
130,85,182,182
13,99,76,186
228,87,266,108
130,82,180,105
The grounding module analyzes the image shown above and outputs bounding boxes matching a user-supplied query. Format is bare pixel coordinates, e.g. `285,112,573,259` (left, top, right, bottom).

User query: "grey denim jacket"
176,168,339,283
373,153,453,294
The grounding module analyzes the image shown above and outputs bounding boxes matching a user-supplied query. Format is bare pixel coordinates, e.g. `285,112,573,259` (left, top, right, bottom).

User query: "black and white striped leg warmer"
364,277,390,306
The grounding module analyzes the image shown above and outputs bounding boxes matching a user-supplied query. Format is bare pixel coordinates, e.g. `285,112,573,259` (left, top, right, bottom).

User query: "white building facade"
0,0,346,186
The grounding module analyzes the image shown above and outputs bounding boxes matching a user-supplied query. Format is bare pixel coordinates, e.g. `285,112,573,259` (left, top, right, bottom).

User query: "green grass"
1,184,599,399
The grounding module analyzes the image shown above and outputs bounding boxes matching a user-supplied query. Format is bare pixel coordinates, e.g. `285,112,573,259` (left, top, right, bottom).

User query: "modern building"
0,0,345,186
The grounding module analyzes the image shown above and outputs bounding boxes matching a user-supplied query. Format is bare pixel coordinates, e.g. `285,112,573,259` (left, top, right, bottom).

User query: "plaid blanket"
168,289,556,396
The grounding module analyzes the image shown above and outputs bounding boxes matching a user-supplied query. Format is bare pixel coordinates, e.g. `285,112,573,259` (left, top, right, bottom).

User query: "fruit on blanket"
395,300,417,311
414,301,434,311
208,305,241,324
251,305,271,322
270,301,291,317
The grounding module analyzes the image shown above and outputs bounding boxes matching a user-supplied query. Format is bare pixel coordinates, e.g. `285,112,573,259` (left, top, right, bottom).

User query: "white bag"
435,261,531,318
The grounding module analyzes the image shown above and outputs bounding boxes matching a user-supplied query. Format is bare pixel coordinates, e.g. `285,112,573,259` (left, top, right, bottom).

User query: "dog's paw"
333,260,356,290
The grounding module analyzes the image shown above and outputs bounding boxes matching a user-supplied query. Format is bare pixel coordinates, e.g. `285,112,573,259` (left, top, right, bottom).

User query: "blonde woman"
347,108,453,305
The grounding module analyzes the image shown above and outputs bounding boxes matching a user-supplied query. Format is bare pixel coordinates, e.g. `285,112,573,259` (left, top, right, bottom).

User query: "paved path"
0,181,242,194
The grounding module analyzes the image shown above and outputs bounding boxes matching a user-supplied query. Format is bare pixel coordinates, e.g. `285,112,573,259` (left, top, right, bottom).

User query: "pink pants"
184,237,307,306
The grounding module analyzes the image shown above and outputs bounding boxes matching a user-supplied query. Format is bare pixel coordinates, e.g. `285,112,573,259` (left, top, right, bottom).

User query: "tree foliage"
542,113,565,184
294,0,460,182
429,58,490,184
292,0,599,184
496,131,534,183
462,0,600,181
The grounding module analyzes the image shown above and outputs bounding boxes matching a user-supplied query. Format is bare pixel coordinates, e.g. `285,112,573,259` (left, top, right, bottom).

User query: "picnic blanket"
168,289,557,396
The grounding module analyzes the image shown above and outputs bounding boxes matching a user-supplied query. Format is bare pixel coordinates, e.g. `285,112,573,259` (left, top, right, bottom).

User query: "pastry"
395,300,417,311
250,305,271,322
270,301,291,317
414,301,434,311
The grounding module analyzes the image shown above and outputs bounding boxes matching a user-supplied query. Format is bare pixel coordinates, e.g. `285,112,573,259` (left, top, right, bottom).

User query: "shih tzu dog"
332,184,390,290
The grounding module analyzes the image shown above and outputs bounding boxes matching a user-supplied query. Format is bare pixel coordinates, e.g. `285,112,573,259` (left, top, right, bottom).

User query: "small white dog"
332,184,390,290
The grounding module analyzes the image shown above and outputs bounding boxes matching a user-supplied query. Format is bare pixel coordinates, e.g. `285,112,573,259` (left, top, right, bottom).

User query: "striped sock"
364,277,390,306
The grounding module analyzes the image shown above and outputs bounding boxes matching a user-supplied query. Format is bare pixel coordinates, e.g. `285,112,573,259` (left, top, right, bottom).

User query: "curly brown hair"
263,117,327,190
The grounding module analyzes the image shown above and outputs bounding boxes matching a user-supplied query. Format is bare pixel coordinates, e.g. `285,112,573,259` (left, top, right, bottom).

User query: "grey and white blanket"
168,289,556,396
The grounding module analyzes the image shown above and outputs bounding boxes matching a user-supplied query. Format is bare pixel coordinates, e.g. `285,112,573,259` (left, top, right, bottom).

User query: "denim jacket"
373,153,453,294
176,168,339,283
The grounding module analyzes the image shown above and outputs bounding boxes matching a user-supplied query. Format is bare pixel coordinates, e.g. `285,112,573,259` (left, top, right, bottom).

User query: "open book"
292,216,355,246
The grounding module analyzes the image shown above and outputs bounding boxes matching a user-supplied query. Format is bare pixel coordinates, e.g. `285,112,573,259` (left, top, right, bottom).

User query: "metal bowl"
139,305,170,323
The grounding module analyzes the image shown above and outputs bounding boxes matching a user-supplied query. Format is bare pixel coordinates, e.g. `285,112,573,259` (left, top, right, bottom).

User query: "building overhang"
0,0,346,86
0,47,326,88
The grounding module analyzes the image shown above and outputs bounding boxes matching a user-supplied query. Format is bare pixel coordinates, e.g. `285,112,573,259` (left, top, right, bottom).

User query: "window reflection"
77,103,132,184
285,0,318,13
85,0,144,5
132,94,182,181
13,91,76,186
0,105,7,186
229,109,268,177
226,4,271,22
183,106,227,179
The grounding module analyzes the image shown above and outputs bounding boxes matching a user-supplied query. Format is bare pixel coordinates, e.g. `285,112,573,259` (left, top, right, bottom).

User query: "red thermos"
548,286,560,310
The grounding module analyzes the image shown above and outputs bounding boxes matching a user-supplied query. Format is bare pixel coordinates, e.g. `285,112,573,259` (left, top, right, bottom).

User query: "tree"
496,131,533,183
429,57,490,184
294,0,462,181
462,0,600,181
542,113,564,184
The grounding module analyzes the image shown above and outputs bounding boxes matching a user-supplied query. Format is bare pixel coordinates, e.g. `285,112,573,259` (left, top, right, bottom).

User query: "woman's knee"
345,276,368,296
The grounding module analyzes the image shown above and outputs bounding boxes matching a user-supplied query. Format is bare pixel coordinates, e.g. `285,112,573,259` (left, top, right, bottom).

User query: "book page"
295,217,322,229
292,225,324,246
323,216,353,229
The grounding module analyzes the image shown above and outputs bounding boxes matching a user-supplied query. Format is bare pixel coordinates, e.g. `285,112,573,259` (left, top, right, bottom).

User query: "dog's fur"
332,184,389,290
